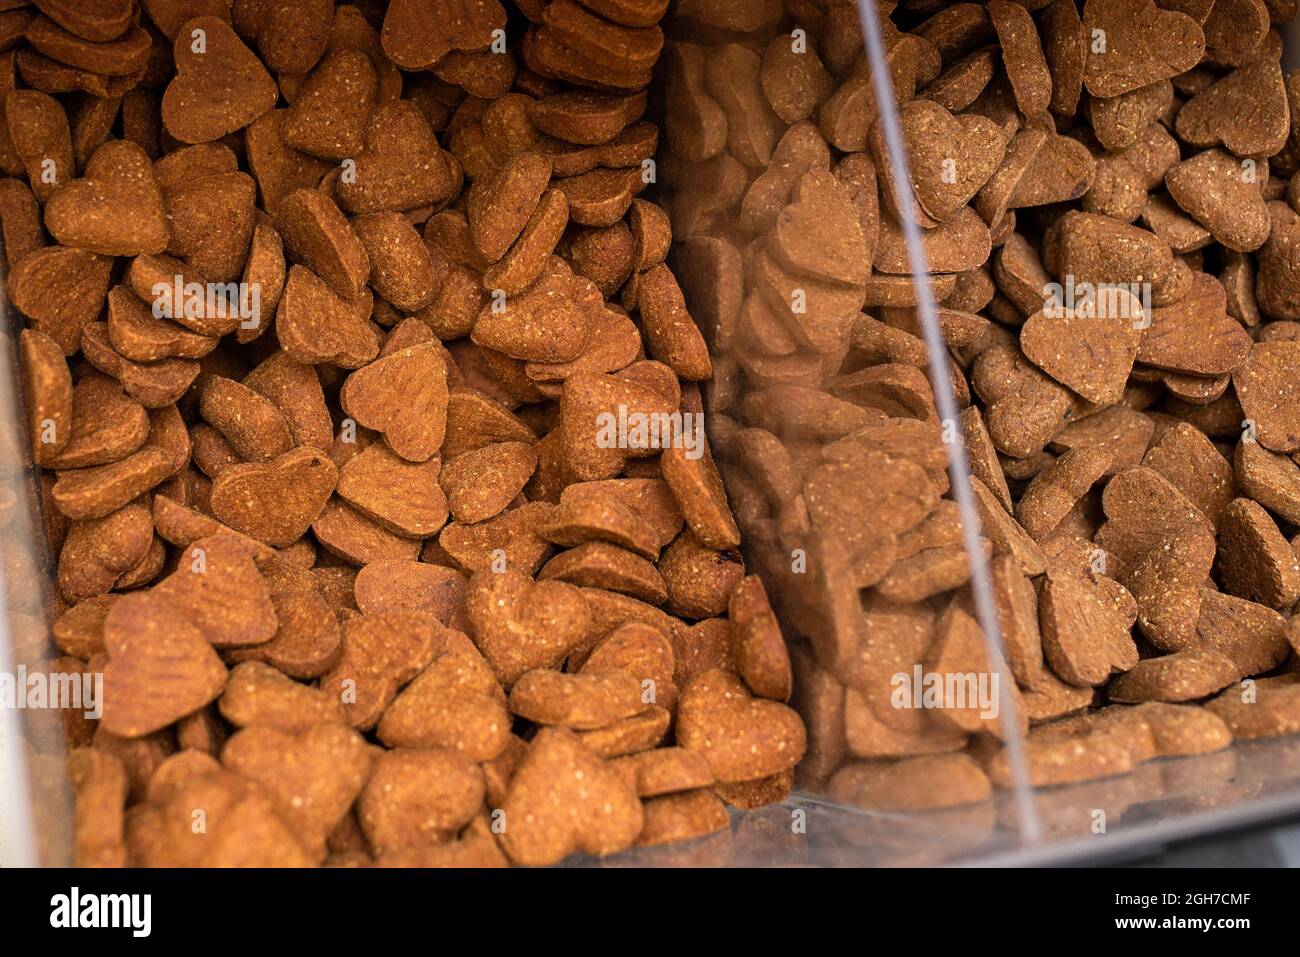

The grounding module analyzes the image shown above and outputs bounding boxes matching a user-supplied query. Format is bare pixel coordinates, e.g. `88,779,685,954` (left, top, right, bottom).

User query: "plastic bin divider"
852,0,1042,845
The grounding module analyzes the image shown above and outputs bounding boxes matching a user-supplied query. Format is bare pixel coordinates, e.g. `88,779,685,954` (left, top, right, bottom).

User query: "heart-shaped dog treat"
377,640,510,761
35,0,134,43
355,561,468,624
770,170,870,287
154,534,278,648
438,501,558,576
581,621,678,711
221,723,372,862
1174,59,1289,159
6,90,73,204
1007,131,1095,208
26,16,151,78
239,0,332,75
162,16,277,144
357,747,485,856
1126,527,1216,652
1082,0,1205,98
244,110,336,215
1038,571,1138,686
498,727,643,866
225,559,343,680
340,343,449,463
7,245,113,354
676,669,806,782
1139,272,1252,376
336,101,459,215
18,327,72,462
100,591,228,737
380,0,507,71
472,257,592,362
1235,342,1300,453
275,188,370,301
1164,148,1270,253
1096,465,1215,569
320,611,440,730
336,442,448,538
560,370,678,481
219,661,345,733
209,446,339,547
164,171,258,283
275,266,380,370
1020,289,1143,405
440,441,537,524
281,49,378,162
509,669,646,729
465,568,593,688
44,140,168,256
871,98,1007,225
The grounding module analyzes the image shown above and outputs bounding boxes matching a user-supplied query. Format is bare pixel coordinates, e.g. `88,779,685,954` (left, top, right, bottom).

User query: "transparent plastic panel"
0,322,72,867
659,0,1300,864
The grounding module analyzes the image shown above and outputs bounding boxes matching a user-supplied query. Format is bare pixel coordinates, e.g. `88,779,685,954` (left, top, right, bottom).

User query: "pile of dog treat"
663,0,1300,819
9,0,808,867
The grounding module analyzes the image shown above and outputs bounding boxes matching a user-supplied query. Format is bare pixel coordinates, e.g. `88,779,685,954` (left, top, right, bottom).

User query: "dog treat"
10,0,811,869
662,0,1300,817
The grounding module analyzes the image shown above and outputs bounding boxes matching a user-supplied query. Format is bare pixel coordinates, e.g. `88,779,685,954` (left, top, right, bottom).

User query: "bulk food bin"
4,0,1300,869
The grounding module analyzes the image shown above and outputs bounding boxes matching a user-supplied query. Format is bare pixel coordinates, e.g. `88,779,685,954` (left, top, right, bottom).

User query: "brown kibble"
8,245,112,354
341,343,449,463
1175,58,1288,158
987,1,1051,117
219,660,345,732
19,327,71,463
162,17,277,144
210,447,338,548
153,535,277,648
577,704,671,758
1082,0,1205,98
1039,571,1137,687
637,789,730,847
320,612,440,731
464,568,591,688
498,727,642,867
828,754,991,811
441,441,536,525
69,748,128,868
1233,342,1300,453
661,442,741,550
728,575,792,702
1194,588,1290,676
100,591,228,738
676,669,805,783
1205,677,1300,739
275,266,379,370
1108,649,1240,703
611,746,713,797
225,559,342,680
1216,497,1300,607
509,669,645,729
1015,447,1112,542
358,747,484,857
1235,439,1300,525
281,49,377,162
468,150,551,262
658,529,744,619
377,641,509,761
222,723,372,862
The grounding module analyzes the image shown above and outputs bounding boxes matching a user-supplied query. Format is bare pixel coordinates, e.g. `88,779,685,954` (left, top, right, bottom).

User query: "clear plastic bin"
6,0,1300,868
649,0,1300,864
